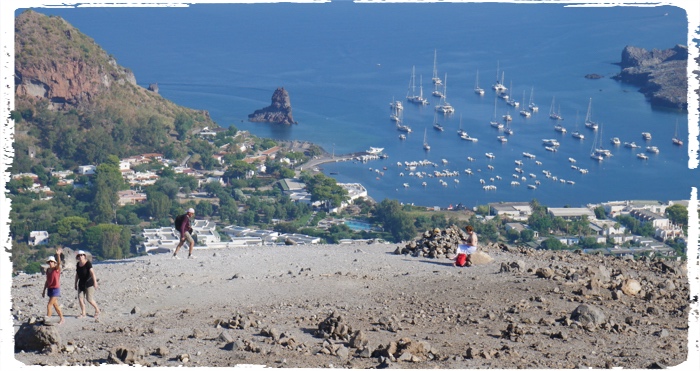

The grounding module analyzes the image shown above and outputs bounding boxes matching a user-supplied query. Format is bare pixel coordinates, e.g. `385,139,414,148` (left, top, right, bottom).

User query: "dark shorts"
47,288,61,297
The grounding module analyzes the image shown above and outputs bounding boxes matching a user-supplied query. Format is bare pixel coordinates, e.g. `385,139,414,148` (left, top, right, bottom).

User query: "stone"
155,346,169,357
621,279,642,296
336,345,350,359
217,331,234,343
570,304,606,327
108,346,145,365
14,321,62,352
536,267,555,279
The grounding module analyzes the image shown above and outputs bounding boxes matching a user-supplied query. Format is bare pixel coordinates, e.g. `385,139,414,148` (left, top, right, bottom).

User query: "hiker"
454,225,478,267
42,247,65,325
74,250,100,320
173,208,196,259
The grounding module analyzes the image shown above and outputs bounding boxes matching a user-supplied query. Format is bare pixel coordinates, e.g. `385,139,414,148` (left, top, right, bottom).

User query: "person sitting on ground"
43,247,65,325
454,225,478,267
173,208,196,259
74,250,101,320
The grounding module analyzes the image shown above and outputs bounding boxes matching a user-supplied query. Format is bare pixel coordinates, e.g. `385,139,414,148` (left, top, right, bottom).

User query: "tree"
506,228,520,243
146,191,173,220
84,224,128,260
594,206,606,219
91,155,125,224
301,173,349,209
540,237,565,250
225,160,256,181
372,199,416,242
53,216,90,246
665,204,688,228
174,113,194,140
520,229,535,243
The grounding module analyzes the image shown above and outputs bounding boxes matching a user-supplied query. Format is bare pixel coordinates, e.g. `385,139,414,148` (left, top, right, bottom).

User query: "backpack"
174,214,187,230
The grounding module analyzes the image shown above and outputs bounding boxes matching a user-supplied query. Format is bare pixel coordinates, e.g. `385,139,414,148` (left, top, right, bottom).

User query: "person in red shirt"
42,247,64,325
173,208,196,259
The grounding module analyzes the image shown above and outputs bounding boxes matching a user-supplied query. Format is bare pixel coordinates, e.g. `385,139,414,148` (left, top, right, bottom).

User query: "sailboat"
584,98,599,130
549,96,563,120
504,119,514,135
435,73,455,114
390,101,401,122
506,82,519,107
593,124,612,158
672,119,683,145
432,111,444,131
389,97,403,112
519,90,531,117
474,69,485,95
406,66,429,105
432,49,442,86
589,129,604,162
528,87,539,112
490,96,504,129
423,128,431,151
498,74,509,100
492,61,506,91
571,111,584,140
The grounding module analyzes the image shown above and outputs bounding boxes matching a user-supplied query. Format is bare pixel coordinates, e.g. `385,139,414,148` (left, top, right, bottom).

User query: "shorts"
458,244,477,255
180,231,194,246
47,288,60,297
78,286,95,302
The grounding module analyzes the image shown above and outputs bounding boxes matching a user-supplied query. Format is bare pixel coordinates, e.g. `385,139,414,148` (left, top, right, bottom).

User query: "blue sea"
25,1,696,208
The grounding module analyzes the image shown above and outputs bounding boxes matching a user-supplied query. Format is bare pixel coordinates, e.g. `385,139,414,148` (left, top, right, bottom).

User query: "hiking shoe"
188,255,196,259
172,254,180,259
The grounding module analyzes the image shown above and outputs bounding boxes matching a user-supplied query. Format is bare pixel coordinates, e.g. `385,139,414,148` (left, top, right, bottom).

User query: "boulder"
621,279,642,296
570,304,606,327
248,87,297,125
14,321,62,352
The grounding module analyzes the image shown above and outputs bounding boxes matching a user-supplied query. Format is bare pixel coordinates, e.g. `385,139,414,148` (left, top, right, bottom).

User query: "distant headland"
612,44,688,110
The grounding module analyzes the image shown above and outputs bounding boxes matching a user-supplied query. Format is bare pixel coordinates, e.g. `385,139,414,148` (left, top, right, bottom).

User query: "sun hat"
46,256,57,263
187,208,195,213
76,250,86,256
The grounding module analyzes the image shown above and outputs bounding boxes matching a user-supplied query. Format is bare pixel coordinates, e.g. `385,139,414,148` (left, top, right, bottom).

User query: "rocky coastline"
612,45,688,110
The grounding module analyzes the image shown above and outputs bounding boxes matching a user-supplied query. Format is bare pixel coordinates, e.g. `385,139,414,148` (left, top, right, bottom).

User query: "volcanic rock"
248,87,297,125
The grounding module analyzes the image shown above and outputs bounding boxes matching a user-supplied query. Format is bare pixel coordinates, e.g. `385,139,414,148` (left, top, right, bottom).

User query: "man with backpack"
173,208,196,259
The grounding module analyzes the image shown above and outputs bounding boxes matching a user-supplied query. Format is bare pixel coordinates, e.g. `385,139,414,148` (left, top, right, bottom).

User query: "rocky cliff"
14,10,138,110
612,45,688,110
248,87,297,125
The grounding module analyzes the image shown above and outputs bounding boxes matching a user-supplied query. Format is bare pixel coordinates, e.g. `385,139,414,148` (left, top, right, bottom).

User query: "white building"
29,231,49,246
77,165,96,175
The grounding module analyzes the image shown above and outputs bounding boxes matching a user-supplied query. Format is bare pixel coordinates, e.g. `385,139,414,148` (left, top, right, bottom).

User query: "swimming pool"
344,220,373,231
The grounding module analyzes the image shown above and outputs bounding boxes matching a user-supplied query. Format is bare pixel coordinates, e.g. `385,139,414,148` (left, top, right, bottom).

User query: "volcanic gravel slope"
10,241,692,369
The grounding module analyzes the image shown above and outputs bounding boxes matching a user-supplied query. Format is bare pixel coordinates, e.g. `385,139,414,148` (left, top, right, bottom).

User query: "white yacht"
435,73,455,114
485,152,496,159
610,137,621,146
431,49,442,86
637,153,648,160
406,66,429,105
624,141,640,149
584,98,598,130
554,124,567,134
542,139,560,147
497,135,508,143
474,69,485,95
642,132,652,140
646,146,659,154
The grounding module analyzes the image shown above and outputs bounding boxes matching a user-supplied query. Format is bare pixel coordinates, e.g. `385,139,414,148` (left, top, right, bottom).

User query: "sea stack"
248,87,297,125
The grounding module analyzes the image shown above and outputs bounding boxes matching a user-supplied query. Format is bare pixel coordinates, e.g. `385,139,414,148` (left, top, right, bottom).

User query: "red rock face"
16,60,103,107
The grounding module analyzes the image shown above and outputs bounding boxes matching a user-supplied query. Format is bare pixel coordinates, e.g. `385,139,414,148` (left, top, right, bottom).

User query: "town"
11,124,688,272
